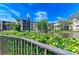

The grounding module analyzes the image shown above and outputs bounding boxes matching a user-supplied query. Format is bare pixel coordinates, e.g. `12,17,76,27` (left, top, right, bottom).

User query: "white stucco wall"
72,18,79,31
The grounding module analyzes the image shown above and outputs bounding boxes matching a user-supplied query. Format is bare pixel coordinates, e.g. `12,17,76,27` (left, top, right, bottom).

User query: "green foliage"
37,19,48,33
4,22,21,31
13,24,21,31
53,30,70,33
0,30,79,54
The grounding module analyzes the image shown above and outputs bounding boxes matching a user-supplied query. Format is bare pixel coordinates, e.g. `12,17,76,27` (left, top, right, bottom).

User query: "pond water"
60,32,79,39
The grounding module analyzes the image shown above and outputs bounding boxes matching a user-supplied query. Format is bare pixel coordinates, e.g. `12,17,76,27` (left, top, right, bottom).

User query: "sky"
0,3,79,22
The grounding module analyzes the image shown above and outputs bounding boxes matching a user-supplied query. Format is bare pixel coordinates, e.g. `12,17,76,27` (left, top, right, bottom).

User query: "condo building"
16,19,34,31
71,18,79,31
0,21,14,30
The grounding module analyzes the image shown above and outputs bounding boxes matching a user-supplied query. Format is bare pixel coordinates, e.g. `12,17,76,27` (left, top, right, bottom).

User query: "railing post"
1,36,4,55
27,42,28,55
8,37,11,55
17,38,19,55
21,39,23,55
16,38,18,55
16,39,18,55
36,45,38,55
3,36,5,54
1,36,3,55
10,37,13,55
5,37,8,55
2,36,4,55
13,37,15,55
44,49,47,55
13,38,15,55
7,37,9,55
5,36,7,54
31,43,32,55
3,36,7,55
14,38,17,54
24,40,26,55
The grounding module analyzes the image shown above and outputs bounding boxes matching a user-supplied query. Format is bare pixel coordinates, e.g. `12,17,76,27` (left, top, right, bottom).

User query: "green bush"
0,30,79,54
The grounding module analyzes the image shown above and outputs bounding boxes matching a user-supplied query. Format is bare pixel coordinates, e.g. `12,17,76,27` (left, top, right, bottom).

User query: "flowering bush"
0,30,79,54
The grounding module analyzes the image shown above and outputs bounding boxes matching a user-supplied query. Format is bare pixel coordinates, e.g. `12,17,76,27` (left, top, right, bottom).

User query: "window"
76,25,79,27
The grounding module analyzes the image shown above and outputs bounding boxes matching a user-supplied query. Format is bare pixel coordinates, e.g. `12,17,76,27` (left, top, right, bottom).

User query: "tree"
13,24,21,31
37,19,48,33
16,18,22,31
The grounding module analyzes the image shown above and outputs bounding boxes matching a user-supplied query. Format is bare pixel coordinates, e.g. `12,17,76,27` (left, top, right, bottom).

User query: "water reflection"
60,32,79,39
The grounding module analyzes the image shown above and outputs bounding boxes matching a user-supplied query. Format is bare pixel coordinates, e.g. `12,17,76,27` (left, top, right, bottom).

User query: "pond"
50,31,79,39
60,32,79,39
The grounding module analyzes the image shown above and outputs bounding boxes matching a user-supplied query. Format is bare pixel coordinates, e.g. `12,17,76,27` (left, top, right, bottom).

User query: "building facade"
71,18,79,31
53,21,60,30
48,23,54,30
16,19,34,31
53,18,79,31
0,21,13,30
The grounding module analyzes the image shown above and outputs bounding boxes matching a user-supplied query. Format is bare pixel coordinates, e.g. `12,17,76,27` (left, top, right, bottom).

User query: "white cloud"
26,13,30,18
0,4,20,22
0,11,16,22
57,17,68,22
0,4,9,9
57,16,64,20
0,9,16,21
35,11,47,16
57,16,66,22
0,17,16,22
10,10,20,17
0,4,20,17
34,17,41,22
0,10,12,16
35,11,48,22
0,13,16,22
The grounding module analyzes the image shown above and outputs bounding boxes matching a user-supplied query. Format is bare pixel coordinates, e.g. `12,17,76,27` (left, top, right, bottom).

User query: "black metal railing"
0,35,76,55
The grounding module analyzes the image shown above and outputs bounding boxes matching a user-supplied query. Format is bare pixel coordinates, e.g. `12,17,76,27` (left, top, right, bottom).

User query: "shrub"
0,30,79,54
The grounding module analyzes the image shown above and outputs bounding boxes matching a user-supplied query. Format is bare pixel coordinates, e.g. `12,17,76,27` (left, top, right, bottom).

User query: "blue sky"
0,3,79,22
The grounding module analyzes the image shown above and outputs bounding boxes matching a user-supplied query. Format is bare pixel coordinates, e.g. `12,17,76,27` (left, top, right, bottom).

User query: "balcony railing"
0,35,76,55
